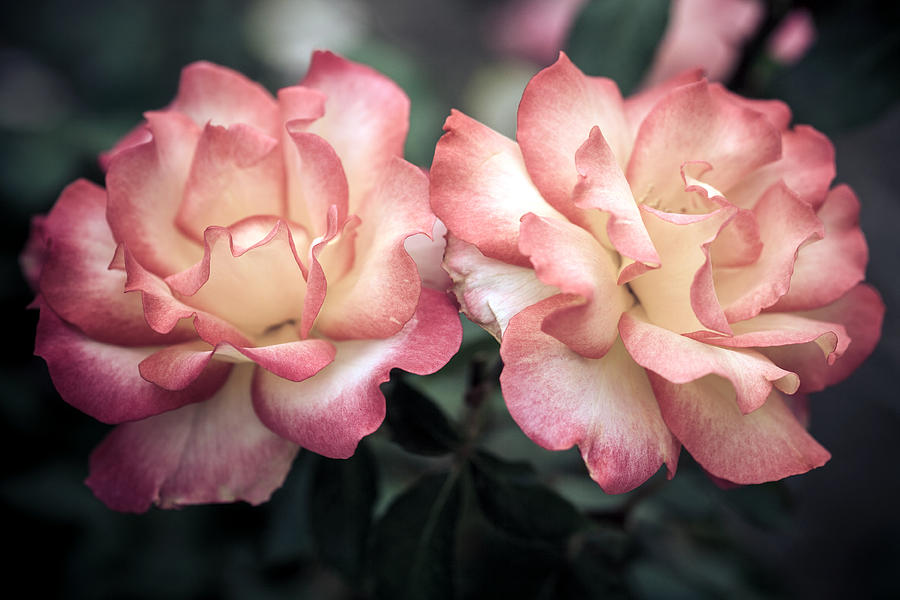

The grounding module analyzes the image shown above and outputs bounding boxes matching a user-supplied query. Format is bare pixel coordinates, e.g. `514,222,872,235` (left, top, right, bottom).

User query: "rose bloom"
24,52,461,511
432,53,883,492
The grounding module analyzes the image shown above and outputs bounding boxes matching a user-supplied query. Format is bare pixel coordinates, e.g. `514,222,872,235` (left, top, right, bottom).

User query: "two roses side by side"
24,52,461,512
432,53,883,492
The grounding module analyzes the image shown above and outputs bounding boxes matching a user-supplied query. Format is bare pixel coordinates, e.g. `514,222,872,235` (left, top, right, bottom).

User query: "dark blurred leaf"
765,1,900,134
385,375,463,456
554,528,630,599
262,452,317,565
470,450,582,541
715,481,791,531
373,471,462,600
310,442,378,583
565,0,670,94
454,467,564,600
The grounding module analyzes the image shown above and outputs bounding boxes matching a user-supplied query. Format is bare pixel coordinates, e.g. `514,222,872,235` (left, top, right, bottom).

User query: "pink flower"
488,0,587,65
432,54,883,492
642,0,764,87
24,52,461,512
767,9,816,65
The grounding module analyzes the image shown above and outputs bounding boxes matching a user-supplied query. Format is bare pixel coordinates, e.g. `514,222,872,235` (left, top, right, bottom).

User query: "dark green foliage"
309,443,379,584
565,0,671,94
384,376,463,456
373,471,463,600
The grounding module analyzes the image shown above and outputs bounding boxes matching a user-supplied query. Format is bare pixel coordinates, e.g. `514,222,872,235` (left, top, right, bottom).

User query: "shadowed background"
1,0,898,598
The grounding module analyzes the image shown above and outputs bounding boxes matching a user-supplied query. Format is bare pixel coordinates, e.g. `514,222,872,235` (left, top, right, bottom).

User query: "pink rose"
432,54,883,492
24,52,461,512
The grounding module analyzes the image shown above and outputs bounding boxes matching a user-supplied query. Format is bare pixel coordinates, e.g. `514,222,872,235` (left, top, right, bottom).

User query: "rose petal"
175,123,284,242
38,179,188,346
770,185,867,312
170,61,281,136
761,284,884,393
715,182,824,322
99,123,152,171
405,218,452,292
519,213,633,358
627,80,782,206
516,53,631,216
728,125,835,209
301,51,409,207
106,111,203,276
651,375,830,484
252,288,461,457
315,158,433,340
629,203,735,334
442,235,556,340
501,300,680,494
620,309,798,414
85,365,298,512
430,109,562,266
34,300,230,424
624,68,704,137
165,221,307,338
687,312,850,364
572,126,660,278
711,82,793,132
122,246,252,347
282,129,349,240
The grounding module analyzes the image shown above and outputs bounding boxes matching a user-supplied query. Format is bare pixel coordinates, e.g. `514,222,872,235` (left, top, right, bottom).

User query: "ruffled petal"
430,109,561,266
38,180,187,346
623,68,704,137
251,288,461,457
500,300,680,494
650,375,830,483
165,221,307,338
106,111,203,276
516,53,631,216
85,365,298,512
714,182,823,322
443,235,556,340
572,127,660,277
315,158,432,340
518,214,633,358
175,123,284,242
771,185,867,312
232,338,336,381
620,309,798,414
628,204,735,334
728,125,835,209
761,285,884,393
627,80,782,206
283,129,349,239
34,300,230,424
99,122,153,171
301,51,409,207
711,82,793,132
170,61,281,136
686,312,850,364
122,246,253,347
405,218,452,292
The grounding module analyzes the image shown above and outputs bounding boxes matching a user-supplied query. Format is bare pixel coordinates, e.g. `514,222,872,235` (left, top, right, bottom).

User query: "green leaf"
565,0,670,95
384,375,463,456
373,471,462,600
454,467,564,600
470,451,582,541
309,442,378,583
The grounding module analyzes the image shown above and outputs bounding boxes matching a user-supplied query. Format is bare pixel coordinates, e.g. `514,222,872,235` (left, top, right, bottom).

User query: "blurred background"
1,0,898,598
